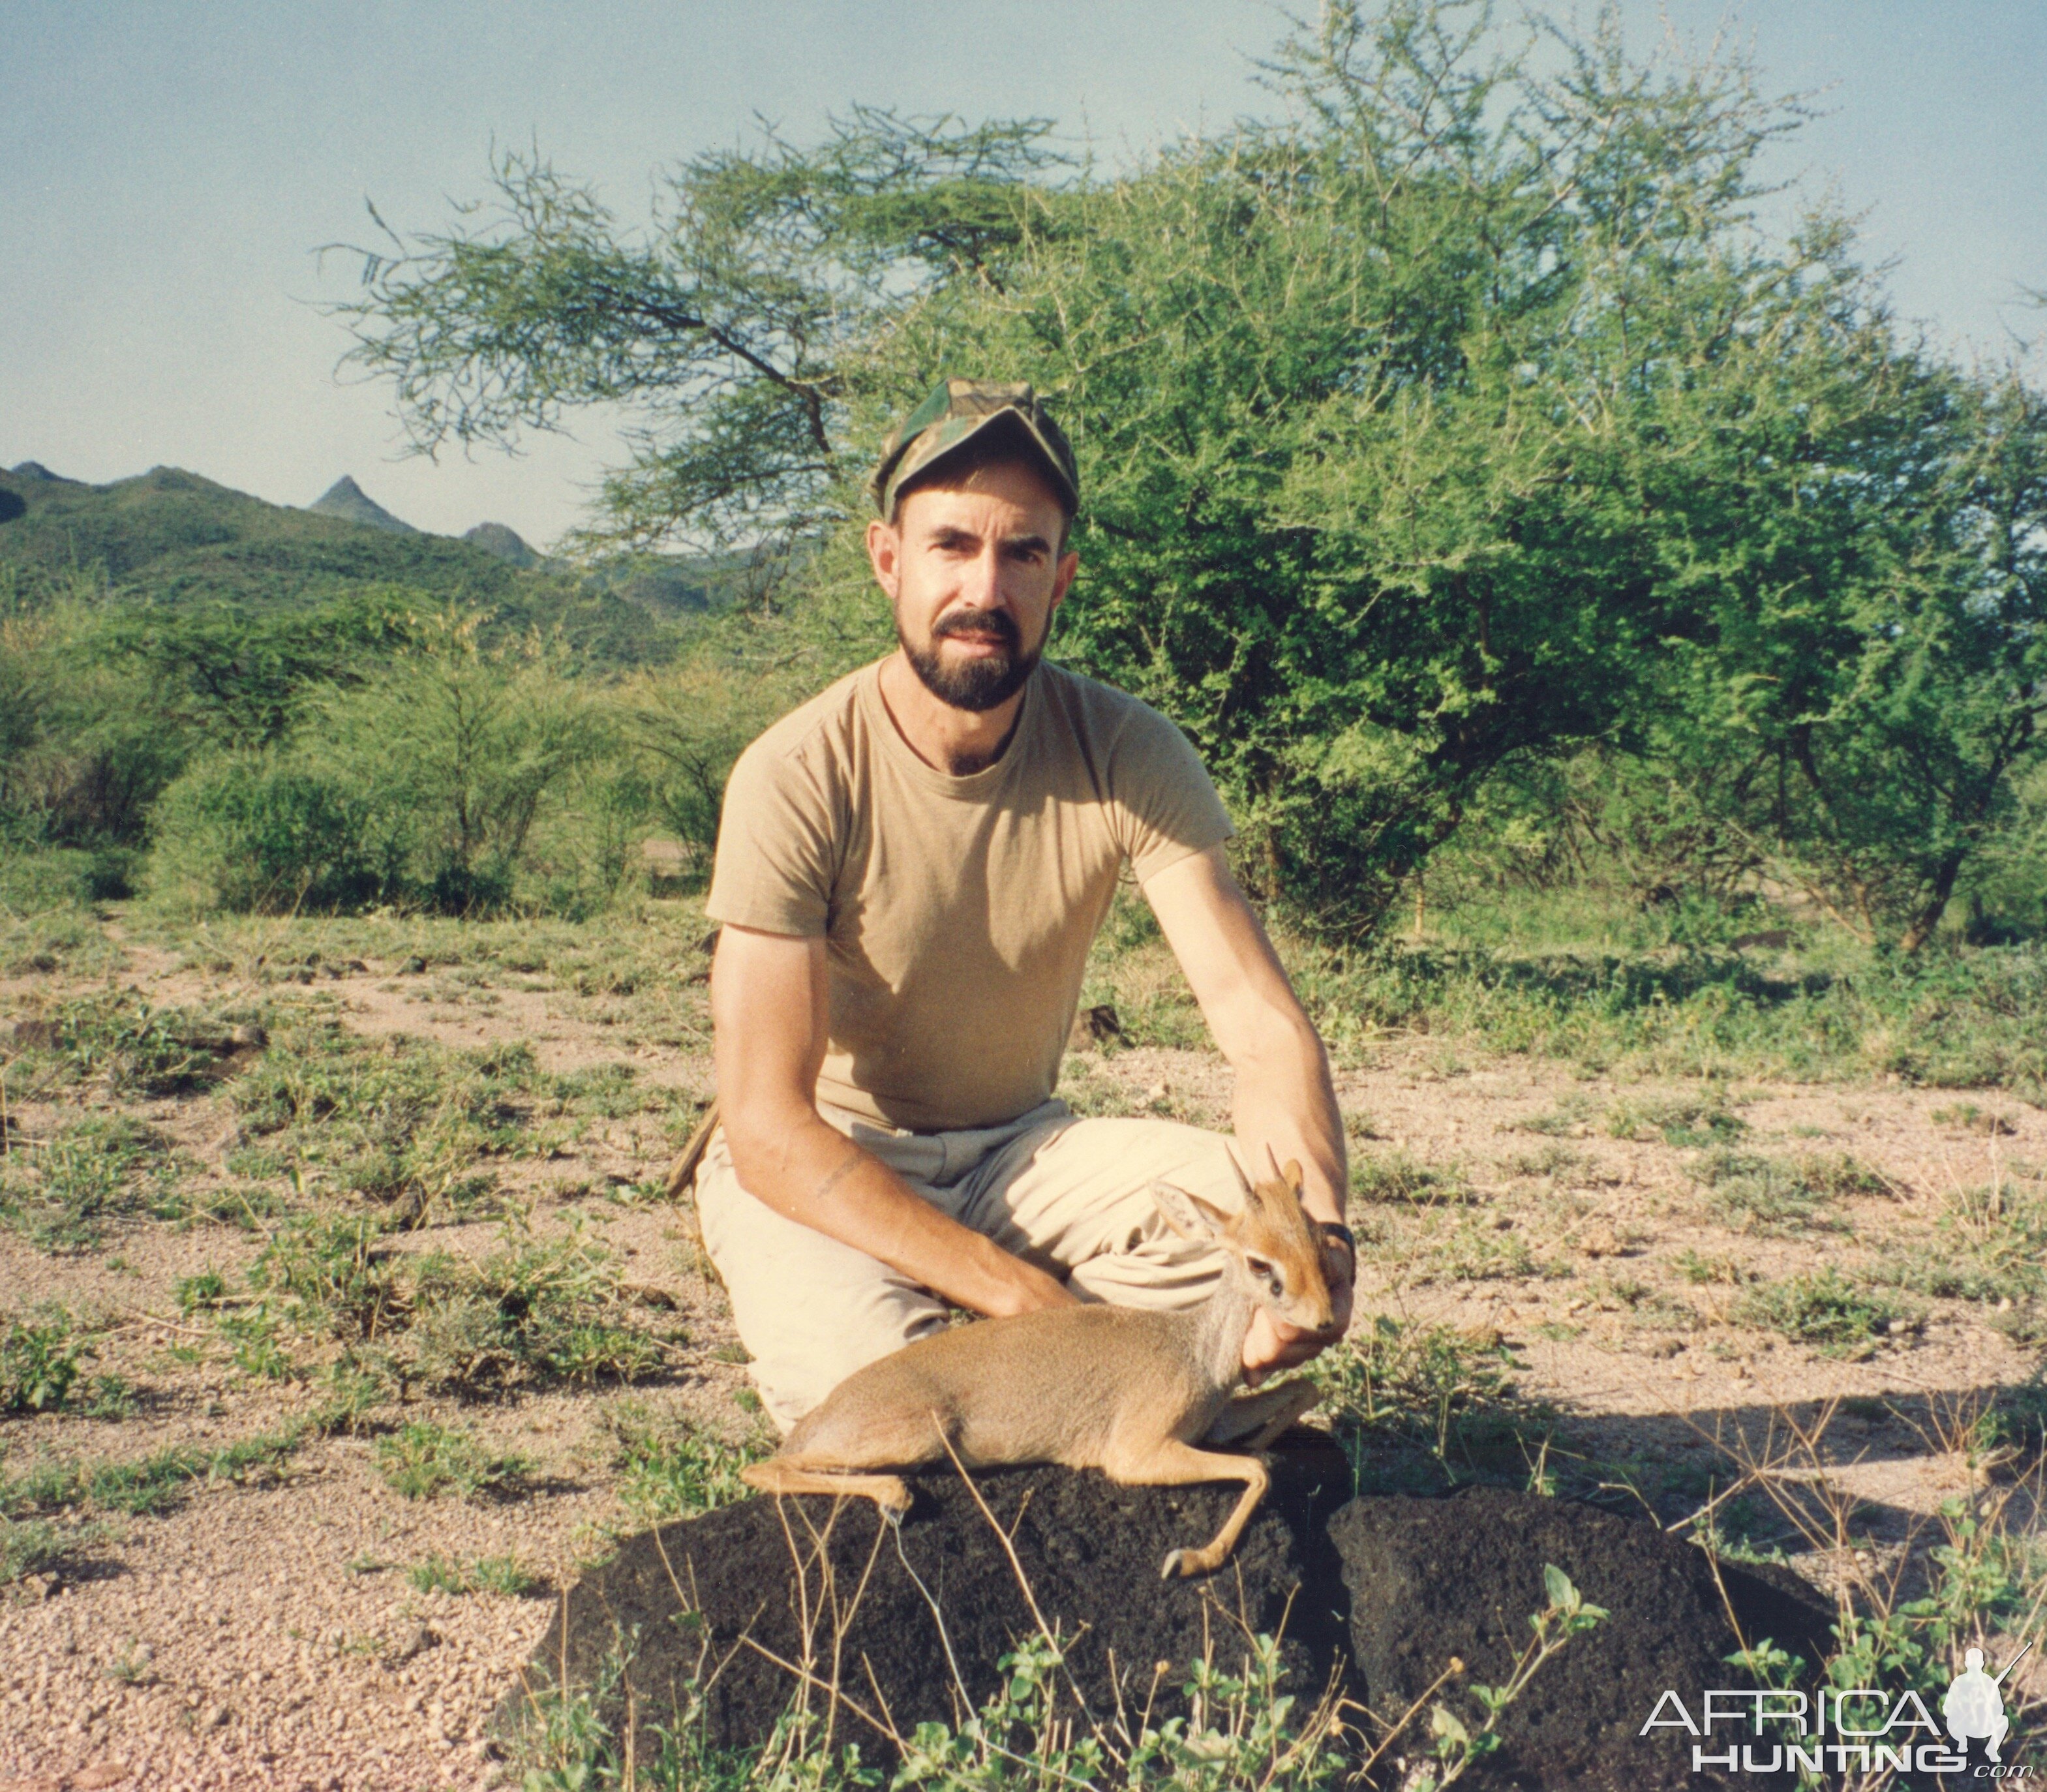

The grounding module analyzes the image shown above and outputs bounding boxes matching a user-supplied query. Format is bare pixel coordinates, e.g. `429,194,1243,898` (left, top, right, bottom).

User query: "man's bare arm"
1140,844,1353,1373
710,922,1075,1320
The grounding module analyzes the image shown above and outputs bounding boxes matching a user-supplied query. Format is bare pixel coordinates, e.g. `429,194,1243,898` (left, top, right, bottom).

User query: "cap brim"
875,407,1078,518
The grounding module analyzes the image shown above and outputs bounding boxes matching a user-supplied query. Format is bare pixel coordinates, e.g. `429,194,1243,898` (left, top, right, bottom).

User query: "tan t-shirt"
706,658,1234,1131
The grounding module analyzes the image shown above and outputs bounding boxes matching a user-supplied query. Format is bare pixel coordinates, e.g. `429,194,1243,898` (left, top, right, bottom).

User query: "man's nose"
958,543,1005,607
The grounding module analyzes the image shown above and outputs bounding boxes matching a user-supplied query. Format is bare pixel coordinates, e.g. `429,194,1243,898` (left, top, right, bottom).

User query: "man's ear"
1049,546,1080,615
1149,1181,1230,1242
866,517,902,600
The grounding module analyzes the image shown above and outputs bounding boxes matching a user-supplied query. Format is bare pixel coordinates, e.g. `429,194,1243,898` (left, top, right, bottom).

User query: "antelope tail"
663,1097,721,1202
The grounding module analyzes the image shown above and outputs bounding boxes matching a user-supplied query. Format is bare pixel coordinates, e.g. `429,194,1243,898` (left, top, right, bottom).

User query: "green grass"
371,1420,532,1501
405,1551,541,1596
0,1307,95,1412
1286,922,2047,1091
1,1428,305,1519
0,1113,184,1252
1350,1149,1475,1206
1866,1177,2047,1307
250,1207,673,1399
2,990,256,1097
604,1403,768,1526
1311,1315,1551,1484
1733,1268,1913,1353
1688,1151,1847,1236
225,1011,690,1222
1604,1096,1747,1149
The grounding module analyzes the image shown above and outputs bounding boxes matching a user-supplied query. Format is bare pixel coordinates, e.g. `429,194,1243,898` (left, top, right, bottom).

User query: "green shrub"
147,752,393,913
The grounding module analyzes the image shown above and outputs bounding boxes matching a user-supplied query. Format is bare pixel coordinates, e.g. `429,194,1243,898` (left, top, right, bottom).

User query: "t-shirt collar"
860,656,1040,798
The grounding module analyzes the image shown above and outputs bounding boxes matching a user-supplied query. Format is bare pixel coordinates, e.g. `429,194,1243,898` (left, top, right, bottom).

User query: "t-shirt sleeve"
704,735,838,937
1110,703,1236,884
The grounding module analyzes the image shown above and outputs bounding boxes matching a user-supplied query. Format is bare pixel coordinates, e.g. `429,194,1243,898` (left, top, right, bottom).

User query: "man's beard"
902,607,1045,712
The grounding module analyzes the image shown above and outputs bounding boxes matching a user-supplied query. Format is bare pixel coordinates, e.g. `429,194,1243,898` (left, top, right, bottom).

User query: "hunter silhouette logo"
1947,1641,2032,1763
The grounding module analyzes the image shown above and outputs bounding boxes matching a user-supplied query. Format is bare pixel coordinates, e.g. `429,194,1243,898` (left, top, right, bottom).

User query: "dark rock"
1335,1487,1833,1789
499,1468,1830,1788
10,1019,61,1049
500,1447,1356,1764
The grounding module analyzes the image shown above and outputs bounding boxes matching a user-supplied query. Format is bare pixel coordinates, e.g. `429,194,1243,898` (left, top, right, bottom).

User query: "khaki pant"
695,1099,1245,1432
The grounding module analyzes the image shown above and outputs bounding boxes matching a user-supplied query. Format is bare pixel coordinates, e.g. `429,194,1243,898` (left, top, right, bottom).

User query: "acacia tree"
335,1,2042,943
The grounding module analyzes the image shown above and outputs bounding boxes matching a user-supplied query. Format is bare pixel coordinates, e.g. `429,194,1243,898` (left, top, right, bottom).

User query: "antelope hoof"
1160,1547,1213,1580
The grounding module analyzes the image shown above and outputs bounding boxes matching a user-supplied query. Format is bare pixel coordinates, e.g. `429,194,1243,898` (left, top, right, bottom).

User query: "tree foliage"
326,1,2047,944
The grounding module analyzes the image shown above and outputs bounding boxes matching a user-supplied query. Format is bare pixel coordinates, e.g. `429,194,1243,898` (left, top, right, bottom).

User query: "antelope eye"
1245,1255,1282,1294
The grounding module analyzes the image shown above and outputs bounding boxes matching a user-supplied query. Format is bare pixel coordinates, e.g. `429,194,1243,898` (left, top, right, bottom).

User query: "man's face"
866,458,1079,713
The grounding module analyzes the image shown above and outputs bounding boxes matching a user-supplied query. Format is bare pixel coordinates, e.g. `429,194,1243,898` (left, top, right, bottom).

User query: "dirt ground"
1,914,2041,1791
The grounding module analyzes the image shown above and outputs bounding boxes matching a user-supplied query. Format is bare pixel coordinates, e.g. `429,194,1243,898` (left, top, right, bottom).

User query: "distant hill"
0,462,695,665
464,521,540,566
310,474,418,536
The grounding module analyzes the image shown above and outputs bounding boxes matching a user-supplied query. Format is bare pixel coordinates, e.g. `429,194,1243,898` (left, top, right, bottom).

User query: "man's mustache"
931,609,1023,652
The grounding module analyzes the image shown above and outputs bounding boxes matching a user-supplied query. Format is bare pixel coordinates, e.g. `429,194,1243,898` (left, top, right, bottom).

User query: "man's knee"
695,1140,945,1430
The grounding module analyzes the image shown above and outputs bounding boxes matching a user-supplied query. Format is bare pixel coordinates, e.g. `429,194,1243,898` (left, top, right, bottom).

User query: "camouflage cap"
869,378,1078,520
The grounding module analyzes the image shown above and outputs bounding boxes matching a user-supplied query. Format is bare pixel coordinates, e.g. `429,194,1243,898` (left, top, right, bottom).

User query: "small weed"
104,1641,156,1686
1690,1151,1843,1235
1500,1142,1588,1179
1351,1150,1476,1206
1312,1315,1544,1471
1418,1220,1554,1284
1789,1151,1892,1198
604,1402,767,1526
1606,1096,1746,1149
1,1429,303,1519
1734,1268,1912,1353
217,1308,294,1380
405,1551,540,1596
0,1114,175,1253
1515,1095,1598,1137
371,1420,530,1500
175,1270,228,1314
0,1514,94,1583
1674,1248,1755,1286
1930,1101,2017,1136
1,1309,95,1413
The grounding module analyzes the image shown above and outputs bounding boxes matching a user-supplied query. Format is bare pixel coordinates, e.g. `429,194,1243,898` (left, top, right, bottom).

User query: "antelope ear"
1149,1181,1230,1241
1281,1159,1305,1196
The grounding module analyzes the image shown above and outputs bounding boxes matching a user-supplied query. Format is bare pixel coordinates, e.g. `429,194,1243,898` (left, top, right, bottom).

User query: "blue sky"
3,1,2042,548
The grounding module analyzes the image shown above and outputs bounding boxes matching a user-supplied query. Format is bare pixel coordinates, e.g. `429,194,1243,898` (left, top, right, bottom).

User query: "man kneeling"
692,378,1355,1432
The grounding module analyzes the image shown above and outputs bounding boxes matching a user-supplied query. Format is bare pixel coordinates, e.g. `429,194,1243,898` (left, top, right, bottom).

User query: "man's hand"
1242,1237,1355,1382
1141,845,1355,1380
712,922,1078,1320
